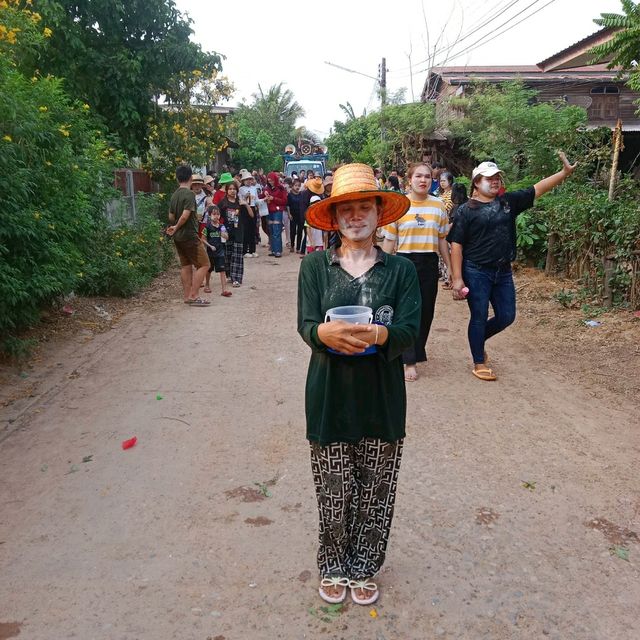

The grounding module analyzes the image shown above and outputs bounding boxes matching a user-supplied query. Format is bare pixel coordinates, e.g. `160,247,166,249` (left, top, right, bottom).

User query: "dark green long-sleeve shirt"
297,248,421,445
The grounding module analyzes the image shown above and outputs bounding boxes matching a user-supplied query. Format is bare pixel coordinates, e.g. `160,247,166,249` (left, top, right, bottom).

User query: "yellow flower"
115,251,122,257
39,106,48,112
73,164,79,170
43,27,52,38
30,11,42,22
2,135,12,142
34,212,41,219
369,608,378,618
192,69,202,77
128,261,134,267
76,272,84,278
58,126,70,137
45,160,52,166
48,223,55,230
82,103,90,111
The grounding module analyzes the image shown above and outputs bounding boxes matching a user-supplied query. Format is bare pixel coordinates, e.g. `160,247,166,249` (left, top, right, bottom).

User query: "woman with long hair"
381,162,451,382
218,181,252,287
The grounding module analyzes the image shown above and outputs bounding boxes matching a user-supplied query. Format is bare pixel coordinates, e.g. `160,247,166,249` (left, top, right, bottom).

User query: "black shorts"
208,251,225,273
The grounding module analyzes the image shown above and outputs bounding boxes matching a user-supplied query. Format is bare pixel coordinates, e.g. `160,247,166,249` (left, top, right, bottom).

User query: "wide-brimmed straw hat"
238,169,252,181
306,177,324,195
306,163,410,231
203,175,214,185
191,173,204,185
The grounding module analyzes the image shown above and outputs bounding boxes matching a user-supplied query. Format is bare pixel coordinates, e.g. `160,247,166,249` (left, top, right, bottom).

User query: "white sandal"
349,579,379,605
318,576,350,604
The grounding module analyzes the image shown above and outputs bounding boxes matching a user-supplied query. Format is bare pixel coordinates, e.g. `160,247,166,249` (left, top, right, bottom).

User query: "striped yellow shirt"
382,196,448,253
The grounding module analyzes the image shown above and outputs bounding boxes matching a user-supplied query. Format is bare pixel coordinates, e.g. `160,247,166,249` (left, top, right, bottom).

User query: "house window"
589,86,620,120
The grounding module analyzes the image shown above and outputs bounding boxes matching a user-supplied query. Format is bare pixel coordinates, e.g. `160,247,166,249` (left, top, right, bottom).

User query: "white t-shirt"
255,185,269,217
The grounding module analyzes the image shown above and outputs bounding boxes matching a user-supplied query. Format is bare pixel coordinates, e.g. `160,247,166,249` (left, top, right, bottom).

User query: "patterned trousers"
309,438,404,580
224,241,244,283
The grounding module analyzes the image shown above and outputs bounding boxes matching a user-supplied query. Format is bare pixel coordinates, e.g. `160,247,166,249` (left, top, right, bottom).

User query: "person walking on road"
264,171,288,257
297,163,421,607
447,152,576,381
166,165,211,307
381,163,451,382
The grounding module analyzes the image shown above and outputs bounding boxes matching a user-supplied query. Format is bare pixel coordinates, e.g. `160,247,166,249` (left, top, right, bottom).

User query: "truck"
282,140,329,178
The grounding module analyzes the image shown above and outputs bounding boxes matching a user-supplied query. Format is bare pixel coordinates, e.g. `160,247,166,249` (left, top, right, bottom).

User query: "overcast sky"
176,0,622,139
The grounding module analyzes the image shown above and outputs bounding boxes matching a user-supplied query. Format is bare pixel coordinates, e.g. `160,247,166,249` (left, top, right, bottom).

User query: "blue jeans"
463,259,516,364
268,211,283,255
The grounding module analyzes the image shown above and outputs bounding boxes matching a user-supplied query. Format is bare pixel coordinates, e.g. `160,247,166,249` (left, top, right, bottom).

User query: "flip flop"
319,577,349,604
472,366,496,381
187,297,211,307
221,291,232,297
349,579,379,606
204,287,212,293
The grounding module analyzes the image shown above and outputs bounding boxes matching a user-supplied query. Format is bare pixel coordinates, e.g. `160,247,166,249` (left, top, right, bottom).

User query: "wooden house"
421,28,640,170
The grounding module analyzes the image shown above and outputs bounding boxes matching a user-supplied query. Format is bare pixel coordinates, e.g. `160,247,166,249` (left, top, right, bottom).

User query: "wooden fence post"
602,120,623,306
545,232,559,275
608,119,623,202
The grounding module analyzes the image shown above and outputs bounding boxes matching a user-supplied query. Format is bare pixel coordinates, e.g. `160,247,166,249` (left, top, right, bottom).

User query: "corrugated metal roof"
537,27,615,68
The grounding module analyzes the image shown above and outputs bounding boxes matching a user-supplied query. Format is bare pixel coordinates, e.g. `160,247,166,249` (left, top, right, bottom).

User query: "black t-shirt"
219,197,248,244
447,187,535,267
203,221,225,257
288,191,304,219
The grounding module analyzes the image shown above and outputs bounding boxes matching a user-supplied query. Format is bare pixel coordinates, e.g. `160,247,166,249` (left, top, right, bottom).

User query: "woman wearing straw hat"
298,163,421,606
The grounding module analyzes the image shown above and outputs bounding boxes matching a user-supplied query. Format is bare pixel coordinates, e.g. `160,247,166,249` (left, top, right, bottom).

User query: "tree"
590,1,640,92
326,102,435,170
33,0,224,156
229,83,305,171
447,81,586,181
145,69,234,187
326,114,380,167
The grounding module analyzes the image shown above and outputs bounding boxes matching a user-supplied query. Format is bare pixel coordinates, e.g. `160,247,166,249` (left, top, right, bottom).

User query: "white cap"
472,161,503,180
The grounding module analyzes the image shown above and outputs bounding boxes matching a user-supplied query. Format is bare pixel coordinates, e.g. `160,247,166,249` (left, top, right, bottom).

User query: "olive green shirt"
297,248,421,445
169,187,198,242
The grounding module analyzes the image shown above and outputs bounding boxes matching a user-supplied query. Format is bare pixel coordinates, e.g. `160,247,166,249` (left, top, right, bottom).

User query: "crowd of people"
167,153,576,608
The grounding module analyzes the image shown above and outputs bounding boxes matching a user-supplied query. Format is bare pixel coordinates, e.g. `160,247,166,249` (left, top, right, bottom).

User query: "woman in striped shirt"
381,163,451,382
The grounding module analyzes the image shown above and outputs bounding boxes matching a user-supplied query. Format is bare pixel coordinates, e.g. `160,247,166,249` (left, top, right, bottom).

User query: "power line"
323,61,378,82
444,0,557,64
389,0,526,74
393,0,552,82
410,0,559,95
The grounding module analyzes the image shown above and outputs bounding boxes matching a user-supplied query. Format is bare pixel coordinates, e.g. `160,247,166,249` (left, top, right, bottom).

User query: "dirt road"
1,251,639,640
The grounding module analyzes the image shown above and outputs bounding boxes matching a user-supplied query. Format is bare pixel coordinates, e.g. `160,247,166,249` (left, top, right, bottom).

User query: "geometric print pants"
309,438,404,581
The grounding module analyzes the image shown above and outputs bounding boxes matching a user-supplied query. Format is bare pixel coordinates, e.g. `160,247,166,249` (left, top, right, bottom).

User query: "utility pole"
379,57,387,108
379,57,387,168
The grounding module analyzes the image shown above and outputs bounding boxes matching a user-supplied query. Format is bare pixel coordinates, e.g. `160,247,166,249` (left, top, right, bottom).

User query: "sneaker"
252,252,259,258
244,253,252,258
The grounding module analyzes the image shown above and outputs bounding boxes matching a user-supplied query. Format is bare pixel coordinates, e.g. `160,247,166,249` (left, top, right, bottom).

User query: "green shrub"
79,195,174,297
0,7,173,344
534,178,640,305
0,53,122,333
